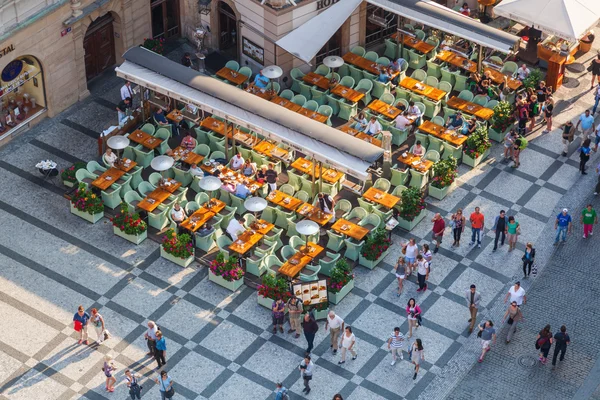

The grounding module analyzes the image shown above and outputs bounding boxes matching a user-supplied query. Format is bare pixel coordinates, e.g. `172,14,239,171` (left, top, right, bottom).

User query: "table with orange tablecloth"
216,67,248,86
245,83,276,100
302,72,330,91
330,84,365,103
266,190,303,211
179,199,226,232
290,157,345,184
367,99,402,120
296,107,328,123
446,97,494,120
137,188,174,212
391,33,435,54
331,219,370,241
128,129,163,150
338,125,383,147
114,158,137,172
279,242,324,278
363,187,400,209
436,50,478,74
270,96,303,112
418,121,468,147
167,109,184,124
91,168,126,190
253,140,290,160
248,219,275,235
172,146,204,165
342,53,382,75
296,203,333,226
229,229,265,255
201,117,231,137
483,67,522,91
399,77,447,102
396,152,434,173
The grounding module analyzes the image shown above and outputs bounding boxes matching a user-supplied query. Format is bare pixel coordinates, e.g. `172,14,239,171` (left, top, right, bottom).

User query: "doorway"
151,0,181,39
83,14,116,81
218,2,238,59
316,27,342,64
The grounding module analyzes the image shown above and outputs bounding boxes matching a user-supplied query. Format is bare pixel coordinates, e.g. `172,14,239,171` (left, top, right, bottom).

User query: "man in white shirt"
230,153,244,171
364,116,382,136
120,81,133,101
189,164,204,177
226,216,246,241
325,311,344,354
144,321,159,356
394,111,411,130
317,192,336,223
407,101,422,125
234,181,250,199
517,64,531,81
504,281,526,306
170,203,187,228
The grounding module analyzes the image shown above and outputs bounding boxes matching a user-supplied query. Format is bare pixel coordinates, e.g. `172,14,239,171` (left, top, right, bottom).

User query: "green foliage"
431,157,458,189
398,187,426,221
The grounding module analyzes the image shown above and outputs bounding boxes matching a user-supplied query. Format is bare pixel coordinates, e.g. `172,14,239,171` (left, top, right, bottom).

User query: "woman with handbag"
450,209,466,247
409,339,424,380
154,331,167,369
506,216,520,252
522,243,536,278
536,325,553,365
406,298,421,338
103,355,117,392
125,369,142,399
154,370,175,400
589,53,600,89
90,308,106,345
394,255,409,296
73,305,90,345
502,301,523,343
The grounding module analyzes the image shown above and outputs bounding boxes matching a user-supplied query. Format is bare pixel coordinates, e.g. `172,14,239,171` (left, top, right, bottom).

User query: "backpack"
518,136,528,150
282,391,290,400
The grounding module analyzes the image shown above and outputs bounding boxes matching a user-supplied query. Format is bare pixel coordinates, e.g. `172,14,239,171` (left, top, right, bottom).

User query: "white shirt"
120,84,133,101
508,286,526,305
189,166,204,177
341,333,356,348
105,152,117,167
517,67,530,81
227,219,245,241
146,325,158,340
394,115,411,129
365,120,382,135
230,156,244,170
171,208,185,221
408,105,422,117
405,244,419,258
327,315,344,329
417,260,429,275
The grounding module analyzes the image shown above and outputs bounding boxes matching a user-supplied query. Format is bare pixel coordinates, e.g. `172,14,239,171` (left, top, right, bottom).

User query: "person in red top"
431,213,445,254
469,207,485,248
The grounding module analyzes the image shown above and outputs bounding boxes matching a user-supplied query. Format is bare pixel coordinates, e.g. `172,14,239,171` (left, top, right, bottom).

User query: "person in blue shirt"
234,181,251,199
554,208,572,244
154,370,174,399
254,70,269,89
154,108,180,136
154,330,167,369
378,67,391,83
274,382,289,400
579,138,592,175
446,112,465,131
73,305,90,345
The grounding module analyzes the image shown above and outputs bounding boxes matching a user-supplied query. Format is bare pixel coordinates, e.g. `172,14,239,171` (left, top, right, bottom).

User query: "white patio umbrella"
493,0,600,41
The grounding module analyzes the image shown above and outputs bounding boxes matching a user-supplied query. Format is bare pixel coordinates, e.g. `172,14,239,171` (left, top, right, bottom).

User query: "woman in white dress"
410,339,424,380
90,308,106,344
338,326,357,365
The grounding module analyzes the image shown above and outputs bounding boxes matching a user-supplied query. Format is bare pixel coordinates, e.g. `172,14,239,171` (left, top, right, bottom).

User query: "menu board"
293,279,328,307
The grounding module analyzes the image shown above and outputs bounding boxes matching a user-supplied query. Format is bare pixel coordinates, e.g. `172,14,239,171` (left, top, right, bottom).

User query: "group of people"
394,239,432,295
515,81,554,136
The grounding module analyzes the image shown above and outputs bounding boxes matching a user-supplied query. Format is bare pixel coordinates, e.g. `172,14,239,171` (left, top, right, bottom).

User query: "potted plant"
462,125,492,168
397,187,427,231
488,101,515,142
256,274,292,309
358,229,392,269
522,69,543,90
161,229,195,267
327,258,355,303
142,38,165,54
429,157,458,200
208,252,245,291
110,202,147,244
61,162,86,187
70,183,104,223
308,301,330,321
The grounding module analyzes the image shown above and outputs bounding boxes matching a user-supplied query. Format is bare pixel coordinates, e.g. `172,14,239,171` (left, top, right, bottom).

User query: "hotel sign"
316,0,339,11
0,44,15,59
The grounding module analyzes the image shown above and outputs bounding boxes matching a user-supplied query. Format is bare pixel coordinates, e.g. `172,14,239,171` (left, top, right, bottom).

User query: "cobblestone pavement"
0,43,599,400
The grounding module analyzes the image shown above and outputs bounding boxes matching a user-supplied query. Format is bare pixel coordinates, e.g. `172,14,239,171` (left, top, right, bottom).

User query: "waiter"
317,192,336,222
120,81,134,101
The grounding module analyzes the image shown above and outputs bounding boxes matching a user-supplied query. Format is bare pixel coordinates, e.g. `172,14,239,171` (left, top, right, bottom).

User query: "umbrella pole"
311,161,317,201
397,16,404,60
225,121,230,160
477,44,484,74
318,161,323,193
232,124,237,156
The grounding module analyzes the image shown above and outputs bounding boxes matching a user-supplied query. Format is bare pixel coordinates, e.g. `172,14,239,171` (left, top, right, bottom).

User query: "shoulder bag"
161,379,175,399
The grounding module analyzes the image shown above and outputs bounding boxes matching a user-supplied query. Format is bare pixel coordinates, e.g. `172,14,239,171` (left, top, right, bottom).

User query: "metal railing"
315,46,341,65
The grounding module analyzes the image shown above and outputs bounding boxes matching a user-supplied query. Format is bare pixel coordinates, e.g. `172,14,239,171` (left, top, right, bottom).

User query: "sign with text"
0,44,15,59
316,0,340,10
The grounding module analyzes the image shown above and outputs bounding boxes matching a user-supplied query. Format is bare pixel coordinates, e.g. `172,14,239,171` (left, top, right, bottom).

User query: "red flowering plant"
61,162,86,183
162,229,194,259
257,273,291,301
463,125,491,159
398,187,426,221
71,183,104,214
431,157,458,189
110,202,147,235
328,258,354,293
359,229,392,262
209,252,244,282
490,101,515,132
142,38,166,54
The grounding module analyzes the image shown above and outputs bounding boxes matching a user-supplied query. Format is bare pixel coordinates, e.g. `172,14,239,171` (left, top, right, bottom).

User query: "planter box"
397,209,426,231
208,271,244,291
488,126,512,143
160,247,195,268
359,248,390,270
113,226,147,245
63,179,75,188
70,203,103,224
327,279,354,304
313,308,329,320
257,295,289,313
462,148,490,168
428,184,451,200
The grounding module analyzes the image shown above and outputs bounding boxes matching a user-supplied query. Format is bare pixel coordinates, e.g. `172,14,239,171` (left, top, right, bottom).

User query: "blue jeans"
593,96,600,115
471,228,481,244
555,226,567,243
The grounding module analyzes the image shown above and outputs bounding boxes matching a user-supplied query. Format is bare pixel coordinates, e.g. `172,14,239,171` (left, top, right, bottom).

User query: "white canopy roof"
276,0,363,64
369,0,520,54
493,0,599,41
115,47,383,181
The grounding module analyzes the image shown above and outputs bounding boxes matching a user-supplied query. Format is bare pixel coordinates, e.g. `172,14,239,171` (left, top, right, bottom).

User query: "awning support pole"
311,161,317,200
397,15,404,60
477,44,484,73
225,121,230,159
232,124,237,155
318,161,323,193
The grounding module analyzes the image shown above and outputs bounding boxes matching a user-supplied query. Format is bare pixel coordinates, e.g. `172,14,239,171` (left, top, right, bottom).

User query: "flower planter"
208,271,244,291
257,294,275,310
428,184,451,200
160,247,195,268
462,148,490,168
397,209,426,231
313,308,329,320
63,179,75,188
327,279,354,304
488,126,512,143
113,226,147,245
359,248,390,270
70,203,104,224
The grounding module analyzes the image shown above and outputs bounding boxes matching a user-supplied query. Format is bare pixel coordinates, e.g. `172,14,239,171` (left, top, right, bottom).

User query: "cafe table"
296,203,333,226
396,152,434,173
128,129,163,150
302,72,330,91
390,33,435,54
115,158,137,172
229,229,265,255
279,242,324,278
330,84,365,103
233,130,261,148
436,50,477,74
339,125,383,147
216,167,263,194
266,190,304,211
446,97,494,120
171,146,204,165
201,117,231,137
166,109,184,124
483,67,522,90
399,77,447,102
92,168,126,190
179,198,226,231
290,157,345,184
253,140,290,160
158,177,182,193
271,96,302,112
331,219,370,241
367,99,402,120
296,107,328,123
245,83,275,100
363,187,400,209
137,188,174,212
216,67,248,86
418,121,468,146
342,53,381,75
248,219,275,235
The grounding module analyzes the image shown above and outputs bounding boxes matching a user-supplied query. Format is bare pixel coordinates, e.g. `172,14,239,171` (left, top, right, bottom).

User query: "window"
315,27,342,65
365,5,397,48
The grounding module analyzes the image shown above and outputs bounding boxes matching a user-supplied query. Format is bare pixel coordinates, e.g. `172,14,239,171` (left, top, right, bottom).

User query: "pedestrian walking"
154,370,174,400
465,284,481,334
103,355,117,392
517,99,529,135
422,244,433,272
338,326,357,365
450,208,466,247
299,355,314,394
469,207,485,248
73,305,90,345
579,138,592,174
590,53,600,89
552,325,571,368
303,313,319,354
477,320,496,363
492,210,508,252
144,321,158,357
575,110,595,141
387,327,405,365
595,162,600,195
506,216,520,252
325,311,344,354
394,255,409,296
90,308,106,345
504,281,527,307
332,395,343,400
522,243,536,278
561,121,575,156
431,213,445,253
581,203,598,238
536,325,553,365
593,123,600,152
542,97,554,133
287,296,303,338
409,339,424,380
554,208,573,245
404,238,419,276
406,298,422,338
271,298,286,334
502,301,523,343
503,129,516,160
274,382,289,400
512,136,523,168
154,330,167,369
125,370,142,399
593,83,600,114
415,254,429,292
527,94,539,132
